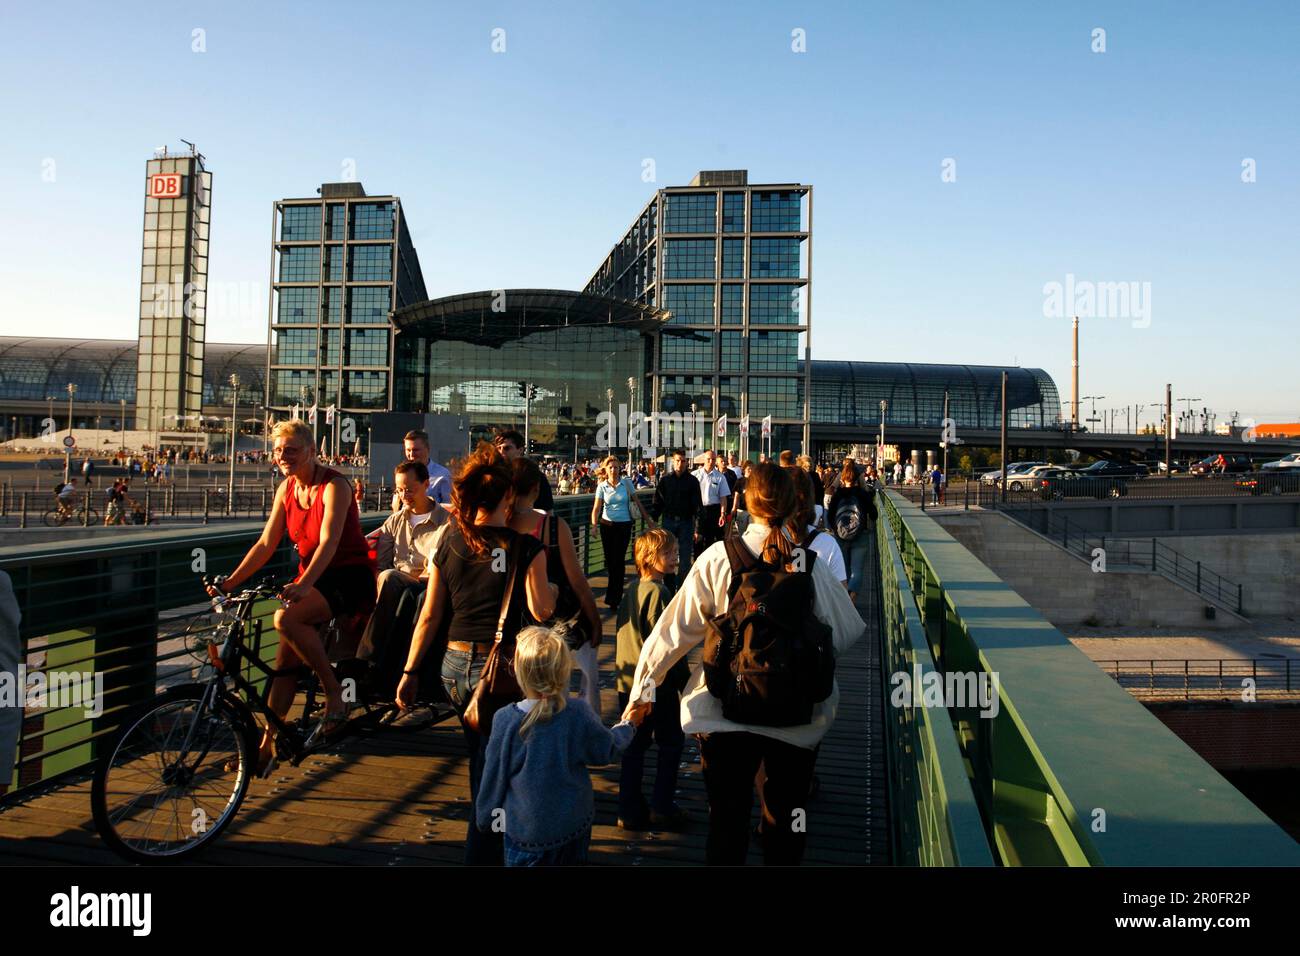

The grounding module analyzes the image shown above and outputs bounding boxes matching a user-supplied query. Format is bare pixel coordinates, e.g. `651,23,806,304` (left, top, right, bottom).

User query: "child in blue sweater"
476,626,650,865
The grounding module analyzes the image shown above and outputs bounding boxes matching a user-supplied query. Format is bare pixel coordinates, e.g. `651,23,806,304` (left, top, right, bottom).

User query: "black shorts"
312,564,377,621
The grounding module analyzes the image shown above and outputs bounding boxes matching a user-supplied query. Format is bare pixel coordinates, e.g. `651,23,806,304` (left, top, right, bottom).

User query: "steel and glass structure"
807,362,1062,430
0,337,264,439
584,170,812,454
267,183,426,431
392,290,668,454
136,146,212,434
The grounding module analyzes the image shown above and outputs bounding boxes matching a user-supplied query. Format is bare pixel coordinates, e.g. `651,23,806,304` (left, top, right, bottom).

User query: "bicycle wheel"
91,686,256,864
43,508,68,527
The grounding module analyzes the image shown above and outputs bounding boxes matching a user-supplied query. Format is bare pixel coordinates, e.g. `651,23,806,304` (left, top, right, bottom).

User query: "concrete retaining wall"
933,511,1238,629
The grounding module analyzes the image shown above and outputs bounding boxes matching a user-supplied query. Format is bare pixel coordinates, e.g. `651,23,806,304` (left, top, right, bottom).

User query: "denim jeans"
660,514,695,594
503,828,590,866
839,533,872,595
616,689,684,821
441,646,501,865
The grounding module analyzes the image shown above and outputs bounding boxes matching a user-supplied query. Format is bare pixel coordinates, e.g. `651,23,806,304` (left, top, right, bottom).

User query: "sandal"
302,710,349,750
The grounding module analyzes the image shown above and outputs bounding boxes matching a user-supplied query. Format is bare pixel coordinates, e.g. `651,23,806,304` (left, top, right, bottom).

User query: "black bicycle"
90,576,454,863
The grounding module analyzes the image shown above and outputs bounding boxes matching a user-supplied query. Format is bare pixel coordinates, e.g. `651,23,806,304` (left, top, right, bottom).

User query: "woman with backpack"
629,463,864,865
590,455,655,608
396,442,556,865
509,457,604,712
827,460,878,601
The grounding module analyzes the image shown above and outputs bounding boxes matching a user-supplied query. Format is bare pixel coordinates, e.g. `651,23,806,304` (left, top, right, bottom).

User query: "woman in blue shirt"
590,456,655,608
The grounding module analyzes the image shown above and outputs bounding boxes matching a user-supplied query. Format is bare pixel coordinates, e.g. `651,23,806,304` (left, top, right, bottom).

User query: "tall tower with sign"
136,144,211,436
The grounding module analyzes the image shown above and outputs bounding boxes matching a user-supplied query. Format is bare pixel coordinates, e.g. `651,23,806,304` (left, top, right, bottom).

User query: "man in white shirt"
692,450,731,553
391,429,452,511
363,460,448,687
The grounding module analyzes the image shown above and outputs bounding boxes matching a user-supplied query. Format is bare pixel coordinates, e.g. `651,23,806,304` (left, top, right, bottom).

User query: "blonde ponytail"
513,626,572,738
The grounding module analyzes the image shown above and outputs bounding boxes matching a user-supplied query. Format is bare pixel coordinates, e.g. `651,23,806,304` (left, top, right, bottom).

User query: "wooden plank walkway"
0,536,889,866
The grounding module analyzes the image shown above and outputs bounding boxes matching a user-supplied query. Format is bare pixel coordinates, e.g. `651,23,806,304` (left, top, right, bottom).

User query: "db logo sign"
148,173,182,198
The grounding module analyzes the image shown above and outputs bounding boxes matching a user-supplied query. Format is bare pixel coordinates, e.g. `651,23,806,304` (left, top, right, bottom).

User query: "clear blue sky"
1,0,1296,422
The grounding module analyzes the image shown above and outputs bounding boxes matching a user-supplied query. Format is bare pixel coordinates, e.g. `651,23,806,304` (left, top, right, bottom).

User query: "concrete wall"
933,511,1239,629
1128,532,1300,620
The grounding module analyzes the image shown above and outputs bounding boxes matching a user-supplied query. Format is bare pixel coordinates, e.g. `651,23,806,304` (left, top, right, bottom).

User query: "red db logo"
148,173,182,198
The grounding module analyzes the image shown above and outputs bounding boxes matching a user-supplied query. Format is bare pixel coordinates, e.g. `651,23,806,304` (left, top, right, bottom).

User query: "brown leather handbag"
462,541,523,735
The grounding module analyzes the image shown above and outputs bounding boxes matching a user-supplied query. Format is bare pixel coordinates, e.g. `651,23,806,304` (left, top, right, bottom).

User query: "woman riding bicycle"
206,419,376,771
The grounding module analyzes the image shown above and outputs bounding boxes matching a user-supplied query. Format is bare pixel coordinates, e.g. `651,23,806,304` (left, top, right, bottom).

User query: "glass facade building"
267,183,426,427
392,290,668,455
136,147,212,433
584,170,812,454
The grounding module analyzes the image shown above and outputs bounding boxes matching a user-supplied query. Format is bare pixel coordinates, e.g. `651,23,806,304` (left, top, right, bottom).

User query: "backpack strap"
723,534,760,603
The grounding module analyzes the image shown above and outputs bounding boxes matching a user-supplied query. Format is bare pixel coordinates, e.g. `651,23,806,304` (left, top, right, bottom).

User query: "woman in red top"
208,420,376,770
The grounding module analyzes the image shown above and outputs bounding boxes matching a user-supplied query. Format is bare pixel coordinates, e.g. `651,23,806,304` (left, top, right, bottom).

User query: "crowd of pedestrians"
206,421,888,866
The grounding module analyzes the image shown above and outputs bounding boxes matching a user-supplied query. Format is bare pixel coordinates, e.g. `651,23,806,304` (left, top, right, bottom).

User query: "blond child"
477,626,647,865
615,527,690,830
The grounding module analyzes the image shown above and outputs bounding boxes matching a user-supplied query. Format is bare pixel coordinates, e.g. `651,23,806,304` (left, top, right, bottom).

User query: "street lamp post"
606,388,614,455
627,376,636,460
879,400,887,474
120,398,126,454
64,383,77,484
1082,395,1105,432
689,402,697,456
227,373,239,513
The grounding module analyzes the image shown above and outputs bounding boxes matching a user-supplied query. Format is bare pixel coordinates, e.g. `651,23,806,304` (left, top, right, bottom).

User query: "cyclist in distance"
206,419,376,771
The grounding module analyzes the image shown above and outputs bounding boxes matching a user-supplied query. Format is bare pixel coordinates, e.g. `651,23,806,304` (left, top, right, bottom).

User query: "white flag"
325,404,336,425
308,403,318,422
761,415,772,438
715,414,727,439
740,414,750,432
291,404,300,420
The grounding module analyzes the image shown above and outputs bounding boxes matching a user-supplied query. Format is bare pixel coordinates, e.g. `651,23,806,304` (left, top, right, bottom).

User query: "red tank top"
283,467,372,578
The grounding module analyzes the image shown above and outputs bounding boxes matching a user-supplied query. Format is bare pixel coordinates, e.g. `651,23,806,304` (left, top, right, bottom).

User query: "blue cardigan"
476,699,635,850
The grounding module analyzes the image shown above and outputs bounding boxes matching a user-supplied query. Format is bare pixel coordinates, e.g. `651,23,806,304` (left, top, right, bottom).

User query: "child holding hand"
616,527,690,830
477,626,648,865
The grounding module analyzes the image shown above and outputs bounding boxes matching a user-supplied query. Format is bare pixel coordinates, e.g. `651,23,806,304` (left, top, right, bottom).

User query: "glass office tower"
266,183,426,439
584,170,812,454
136,146,212,434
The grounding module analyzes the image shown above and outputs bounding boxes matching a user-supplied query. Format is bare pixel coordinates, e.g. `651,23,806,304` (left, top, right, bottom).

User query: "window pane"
663,193,716,233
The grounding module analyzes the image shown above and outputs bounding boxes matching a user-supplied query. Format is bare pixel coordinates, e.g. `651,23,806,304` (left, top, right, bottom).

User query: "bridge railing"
876,489,1300,865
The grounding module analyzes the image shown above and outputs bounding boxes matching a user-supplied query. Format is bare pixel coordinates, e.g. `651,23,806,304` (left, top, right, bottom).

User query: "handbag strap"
494,535,522,643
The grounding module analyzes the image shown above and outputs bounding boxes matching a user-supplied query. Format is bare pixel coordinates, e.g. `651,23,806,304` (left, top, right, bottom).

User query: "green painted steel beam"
881,491,1300,866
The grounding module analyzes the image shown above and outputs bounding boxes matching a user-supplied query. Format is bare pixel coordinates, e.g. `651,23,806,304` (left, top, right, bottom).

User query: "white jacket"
629,522,865,750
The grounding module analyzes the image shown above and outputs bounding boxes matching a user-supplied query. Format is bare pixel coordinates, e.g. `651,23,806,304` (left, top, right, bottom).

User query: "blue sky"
1,0,1296,422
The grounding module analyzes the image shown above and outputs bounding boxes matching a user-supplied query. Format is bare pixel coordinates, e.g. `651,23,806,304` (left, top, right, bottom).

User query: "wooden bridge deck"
0,542,889,866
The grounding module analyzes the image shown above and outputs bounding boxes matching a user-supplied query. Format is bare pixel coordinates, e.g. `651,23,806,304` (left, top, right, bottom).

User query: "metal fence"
1099,658,1299,700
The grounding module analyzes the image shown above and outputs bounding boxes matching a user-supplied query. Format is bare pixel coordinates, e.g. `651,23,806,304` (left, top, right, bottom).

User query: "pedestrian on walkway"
590,455,654,609
630,464,864,865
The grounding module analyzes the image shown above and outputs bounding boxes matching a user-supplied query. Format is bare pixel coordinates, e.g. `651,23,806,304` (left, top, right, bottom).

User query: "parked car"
1190,454,1253,476
1235,472,1300,496
1038,473,1129,500
982,461,1048,486
1260,453,1300,470
1075,459,1150,479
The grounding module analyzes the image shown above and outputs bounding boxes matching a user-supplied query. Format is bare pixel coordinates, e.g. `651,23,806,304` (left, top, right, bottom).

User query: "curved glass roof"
0,337,267,407
393,289,670,347
806,360,1062,429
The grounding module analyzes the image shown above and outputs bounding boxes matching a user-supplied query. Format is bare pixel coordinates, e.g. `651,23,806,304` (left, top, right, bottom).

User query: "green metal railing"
877,489,1300,866
877,510,993,866
1,492,650,796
